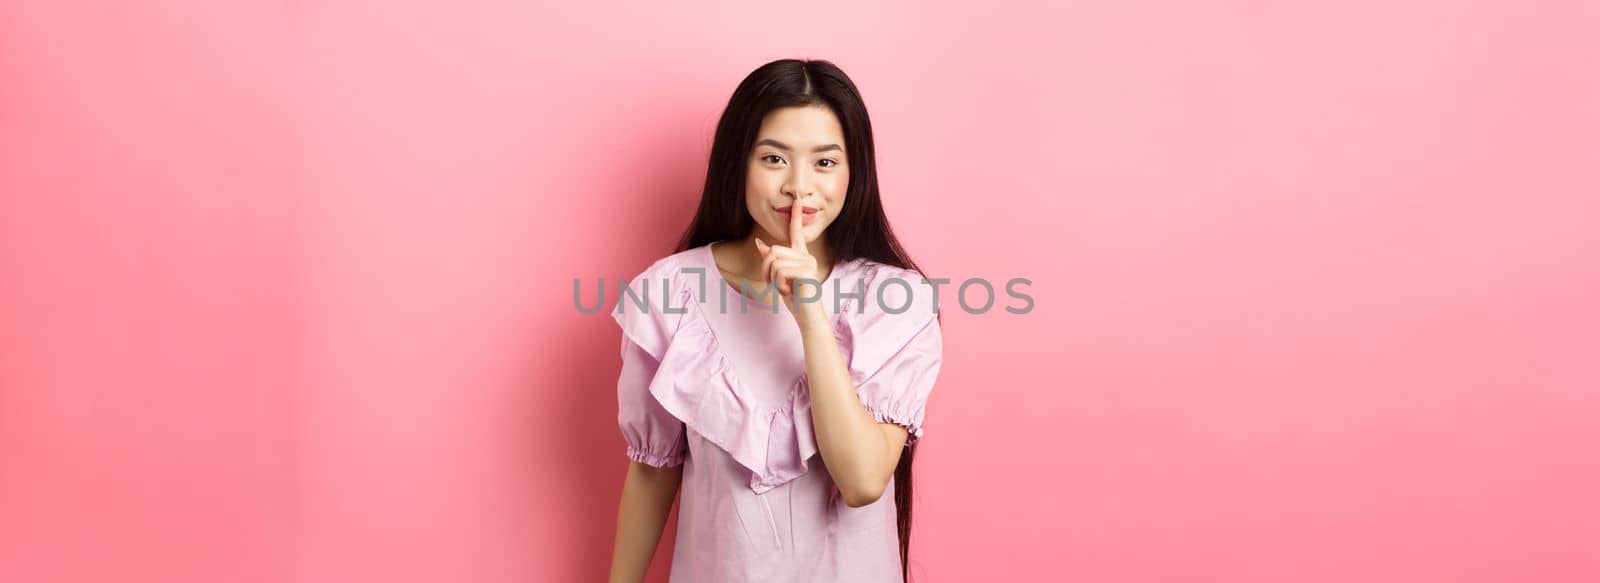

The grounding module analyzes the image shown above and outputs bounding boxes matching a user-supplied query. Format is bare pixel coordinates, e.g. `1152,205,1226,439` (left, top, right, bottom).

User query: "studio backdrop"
2,1,1597,582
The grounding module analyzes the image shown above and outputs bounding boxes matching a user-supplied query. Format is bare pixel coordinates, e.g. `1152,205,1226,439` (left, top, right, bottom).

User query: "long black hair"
673,58,934,582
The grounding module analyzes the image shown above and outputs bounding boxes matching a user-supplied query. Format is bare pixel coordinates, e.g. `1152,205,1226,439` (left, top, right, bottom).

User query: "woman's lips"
776,207,819,224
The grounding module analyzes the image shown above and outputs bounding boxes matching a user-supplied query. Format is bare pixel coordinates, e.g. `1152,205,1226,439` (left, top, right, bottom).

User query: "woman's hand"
755,199,825,326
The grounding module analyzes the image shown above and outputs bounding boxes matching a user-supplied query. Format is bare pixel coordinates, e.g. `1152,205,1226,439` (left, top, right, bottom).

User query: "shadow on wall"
535,102,712,581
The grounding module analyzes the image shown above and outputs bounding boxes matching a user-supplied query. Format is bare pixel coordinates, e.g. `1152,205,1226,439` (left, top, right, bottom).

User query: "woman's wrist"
794,300,832,332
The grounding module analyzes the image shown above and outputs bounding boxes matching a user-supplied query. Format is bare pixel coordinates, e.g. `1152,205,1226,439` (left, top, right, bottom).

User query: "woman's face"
744,104,849,248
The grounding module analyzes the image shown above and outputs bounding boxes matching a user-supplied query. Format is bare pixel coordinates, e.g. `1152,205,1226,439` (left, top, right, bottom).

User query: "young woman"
607,58,944,583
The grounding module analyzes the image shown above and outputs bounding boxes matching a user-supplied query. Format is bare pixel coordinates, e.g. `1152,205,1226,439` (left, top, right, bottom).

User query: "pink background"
3,1,1598,581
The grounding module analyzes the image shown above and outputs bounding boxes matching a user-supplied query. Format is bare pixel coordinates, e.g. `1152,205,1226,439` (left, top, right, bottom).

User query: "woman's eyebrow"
754,139,844,153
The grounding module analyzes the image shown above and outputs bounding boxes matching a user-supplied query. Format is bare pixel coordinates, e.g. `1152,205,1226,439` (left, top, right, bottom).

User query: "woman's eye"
817,159,838,168
761,155,784,164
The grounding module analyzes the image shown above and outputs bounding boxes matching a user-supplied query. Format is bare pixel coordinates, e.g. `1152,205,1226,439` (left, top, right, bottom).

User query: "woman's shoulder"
845,259,935,303
850,258,928,286
835,258,943,382
611,244,715,358
835,258,941,339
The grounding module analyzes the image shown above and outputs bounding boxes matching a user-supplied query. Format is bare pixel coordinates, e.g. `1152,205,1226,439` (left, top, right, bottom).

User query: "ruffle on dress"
613,252,943,494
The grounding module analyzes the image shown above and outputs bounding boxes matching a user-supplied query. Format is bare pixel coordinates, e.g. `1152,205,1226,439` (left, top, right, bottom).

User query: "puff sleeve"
615,336,687,467
837,265,945,446
611,262,689,468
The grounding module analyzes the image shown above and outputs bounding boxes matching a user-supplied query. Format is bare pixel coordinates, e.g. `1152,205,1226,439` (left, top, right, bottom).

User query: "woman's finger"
789,199,809,255
780,261,802,295
771,259,816,297
788,198,808,256
775,264,801,296
760,250,780,289
764,255,799,295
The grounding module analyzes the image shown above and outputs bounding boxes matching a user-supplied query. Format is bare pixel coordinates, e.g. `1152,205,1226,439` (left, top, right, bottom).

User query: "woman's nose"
783,179,815,199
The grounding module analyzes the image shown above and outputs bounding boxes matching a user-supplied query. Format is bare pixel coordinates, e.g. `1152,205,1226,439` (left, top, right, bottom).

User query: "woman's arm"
798,301,910,508
757,202,907,508
608,460,683,583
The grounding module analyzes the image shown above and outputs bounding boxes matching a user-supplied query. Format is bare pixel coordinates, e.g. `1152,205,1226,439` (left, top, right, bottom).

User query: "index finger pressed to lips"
790,198,808,254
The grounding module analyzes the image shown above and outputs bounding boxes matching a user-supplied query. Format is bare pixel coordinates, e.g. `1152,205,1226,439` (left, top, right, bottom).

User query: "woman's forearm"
608,460,683,583
798,303,904,507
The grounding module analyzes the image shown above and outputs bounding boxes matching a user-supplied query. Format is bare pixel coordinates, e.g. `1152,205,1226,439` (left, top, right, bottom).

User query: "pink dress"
611,241,943,583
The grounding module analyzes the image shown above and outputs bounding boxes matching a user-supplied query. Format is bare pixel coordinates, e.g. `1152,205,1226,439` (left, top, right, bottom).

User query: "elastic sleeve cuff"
626,445,685,468
866,406,925,447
